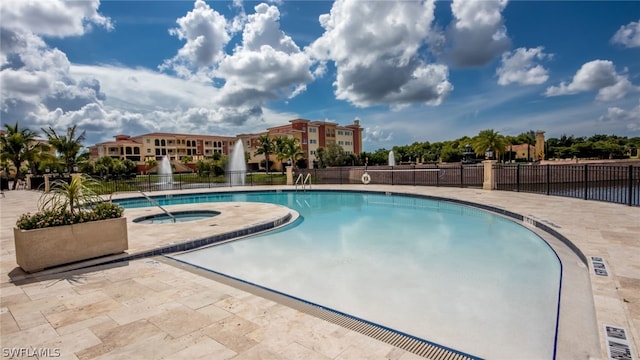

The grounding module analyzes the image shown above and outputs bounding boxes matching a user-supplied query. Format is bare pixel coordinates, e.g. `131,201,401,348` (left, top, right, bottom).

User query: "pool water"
116,191,561,359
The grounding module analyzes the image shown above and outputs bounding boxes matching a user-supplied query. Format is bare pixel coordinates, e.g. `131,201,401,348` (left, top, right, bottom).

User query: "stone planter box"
14,217,128,273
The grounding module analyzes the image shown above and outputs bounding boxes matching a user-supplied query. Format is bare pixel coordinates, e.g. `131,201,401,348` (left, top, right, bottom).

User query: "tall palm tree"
254,134,274,174
279,137,305,168
0,122,40,189
472,129,507,160
41,124,86,172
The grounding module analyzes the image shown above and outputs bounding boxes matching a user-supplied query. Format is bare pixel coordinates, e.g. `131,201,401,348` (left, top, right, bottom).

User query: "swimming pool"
116,190,561,359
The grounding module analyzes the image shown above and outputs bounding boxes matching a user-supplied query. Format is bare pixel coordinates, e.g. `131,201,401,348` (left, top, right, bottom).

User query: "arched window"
154,139,159,146
161,139,166,146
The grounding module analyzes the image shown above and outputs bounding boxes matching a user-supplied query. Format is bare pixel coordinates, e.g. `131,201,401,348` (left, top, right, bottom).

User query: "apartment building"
89,133,236,163
238,118,362,170
89,118,362,172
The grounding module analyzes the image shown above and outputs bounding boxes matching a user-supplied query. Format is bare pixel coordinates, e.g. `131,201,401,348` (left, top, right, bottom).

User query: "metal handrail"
294,173,312,191
139,191,176,222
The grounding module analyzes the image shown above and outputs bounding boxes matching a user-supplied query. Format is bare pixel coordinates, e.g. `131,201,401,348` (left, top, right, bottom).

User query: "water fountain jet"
228,141,247,186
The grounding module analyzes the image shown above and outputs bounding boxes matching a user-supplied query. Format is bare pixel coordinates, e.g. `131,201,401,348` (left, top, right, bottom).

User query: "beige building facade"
89,119,363,172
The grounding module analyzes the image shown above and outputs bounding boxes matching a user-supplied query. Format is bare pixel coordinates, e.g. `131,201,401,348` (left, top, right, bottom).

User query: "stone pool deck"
1,185,638,359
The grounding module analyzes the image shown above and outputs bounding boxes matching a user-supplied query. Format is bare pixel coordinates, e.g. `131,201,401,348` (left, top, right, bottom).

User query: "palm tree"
315,147,326,168
41,124,86,172
254,134,274,173
472,129,507,160
279,137,305,169
0,122,41,189
39,175,102,217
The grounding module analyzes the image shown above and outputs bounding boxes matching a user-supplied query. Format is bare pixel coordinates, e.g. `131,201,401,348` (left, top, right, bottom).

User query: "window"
134,148,140,154
146,139,150,144
309,128,316,133
310,150,316,155
309,139,317,144
147,149,151,153
246,140,250,146
155,149,160,155
302,139,307,144
154,139,159,146
205,141,211,146
126,147,132,154
161,139,166,146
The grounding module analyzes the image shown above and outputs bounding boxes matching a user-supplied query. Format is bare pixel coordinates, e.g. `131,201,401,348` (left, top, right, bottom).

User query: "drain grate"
161,256,478,360
604,325,634,360
591,256,609,277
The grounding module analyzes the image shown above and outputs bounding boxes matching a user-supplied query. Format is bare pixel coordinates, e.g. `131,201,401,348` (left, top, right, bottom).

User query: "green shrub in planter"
16,175,124,230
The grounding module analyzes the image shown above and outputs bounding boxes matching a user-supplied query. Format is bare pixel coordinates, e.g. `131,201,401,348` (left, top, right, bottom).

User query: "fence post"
516,164,520,192
628,165,633,206
482,160,497,190
413,165,416,186
391,168,394,185
584,164,589,200
460,165,463,187
436,165,440,187
546,164,550,195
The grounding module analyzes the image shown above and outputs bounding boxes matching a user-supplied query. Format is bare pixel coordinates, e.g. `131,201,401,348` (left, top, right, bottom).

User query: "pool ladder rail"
139,191,176,223
294,173,312,192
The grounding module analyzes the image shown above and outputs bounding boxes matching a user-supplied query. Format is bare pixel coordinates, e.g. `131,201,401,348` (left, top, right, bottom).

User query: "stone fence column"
483,160,497,190
44,174,52,192
286,166,294,185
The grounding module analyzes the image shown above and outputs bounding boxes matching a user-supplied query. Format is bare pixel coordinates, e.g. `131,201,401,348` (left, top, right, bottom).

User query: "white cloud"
0,0,112,38
364,126,393,143
446,0,511,67
598,99,640,132
215,3,313,107
497,47,551,86
545,60,639,101
308,0,452,108
611,20,640,48
160,0,231,74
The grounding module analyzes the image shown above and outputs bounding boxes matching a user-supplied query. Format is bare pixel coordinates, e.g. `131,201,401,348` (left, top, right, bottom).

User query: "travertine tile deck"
1,185,638,359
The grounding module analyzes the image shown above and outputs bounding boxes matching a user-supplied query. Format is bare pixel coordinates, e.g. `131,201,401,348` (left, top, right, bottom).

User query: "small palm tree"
280,137,304,168
254,135,274,174
39,175,102,217
41,124,86,172
0,122,41,189
472,129,507,160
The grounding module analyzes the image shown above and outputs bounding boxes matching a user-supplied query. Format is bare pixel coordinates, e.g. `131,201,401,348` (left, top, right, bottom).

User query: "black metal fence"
494,163,640,206
295,165,484,187
26,163,639,206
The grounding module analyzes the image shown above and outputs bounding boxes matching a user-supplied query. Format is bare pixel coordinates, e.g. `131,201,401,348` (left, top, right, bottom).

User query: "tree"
472,129,507,160
41,124,86,172
315,147,326,168
254,135,274,173
180,155,193,165
145,158,157,174
279,137,305,168
0,123,42,189
324,142,346,166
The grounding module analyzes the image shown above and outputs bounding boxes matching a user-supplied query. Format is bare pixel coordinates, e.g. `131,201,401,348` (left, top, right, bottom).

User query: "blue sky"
1,1,639,151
